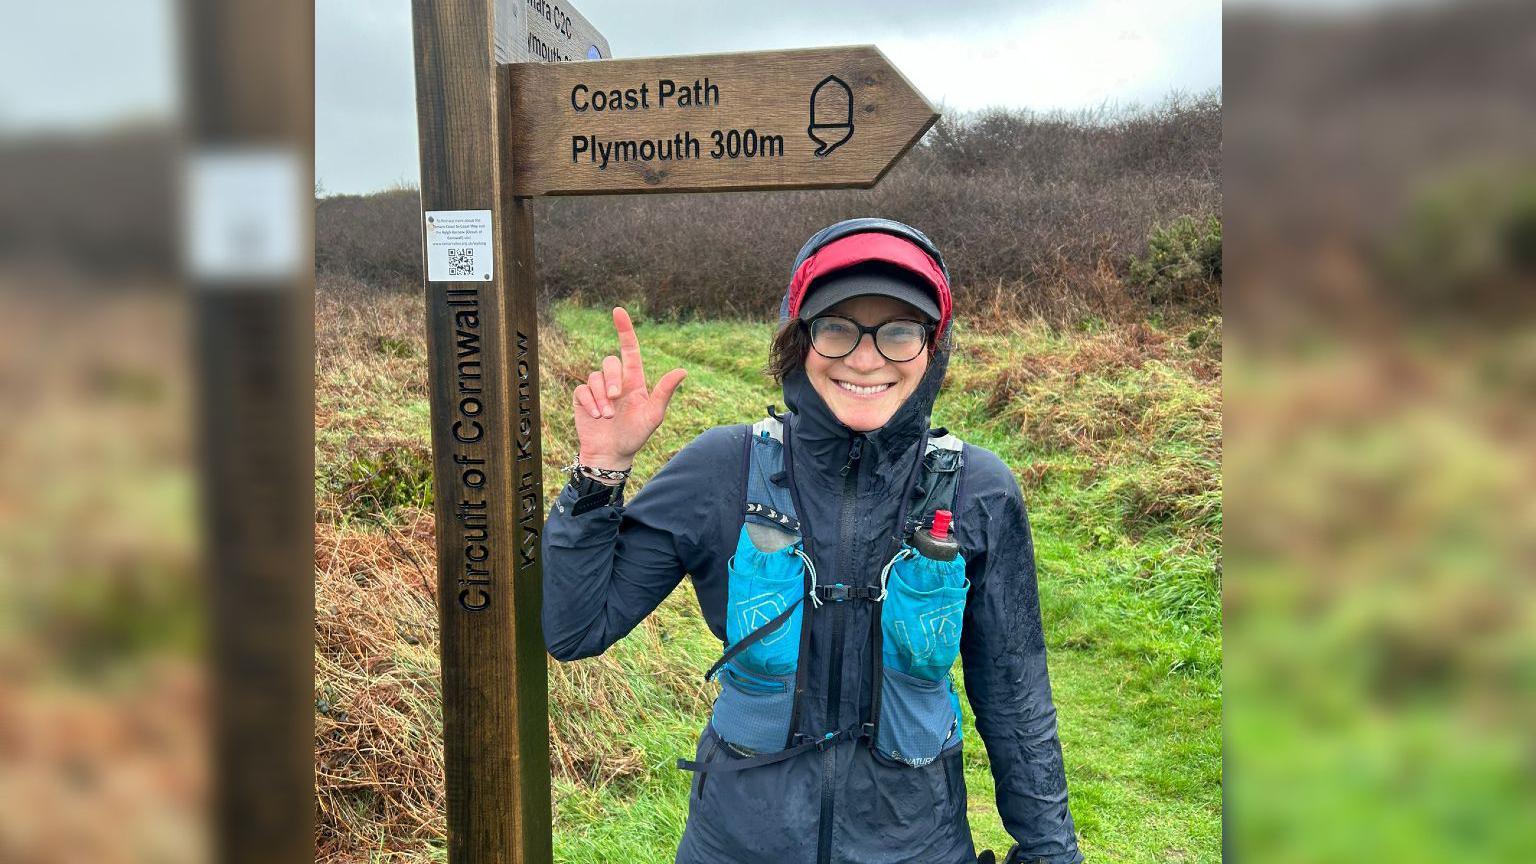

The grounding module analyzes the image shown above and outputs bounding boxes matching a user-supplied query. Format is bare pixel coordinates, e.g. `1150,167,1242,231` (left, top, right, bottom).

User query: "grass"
314,287,1223,863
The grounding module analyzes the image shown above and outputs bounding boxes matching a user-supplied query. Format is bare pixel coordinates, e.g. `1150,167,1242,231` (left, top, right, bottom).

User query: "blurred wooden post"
182,1,313,864
410,1,551,861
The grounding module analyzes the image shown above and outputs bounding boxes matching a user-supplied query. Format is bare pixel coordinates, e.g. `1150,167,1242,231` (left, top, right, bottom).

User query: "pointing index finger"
613,306,645,382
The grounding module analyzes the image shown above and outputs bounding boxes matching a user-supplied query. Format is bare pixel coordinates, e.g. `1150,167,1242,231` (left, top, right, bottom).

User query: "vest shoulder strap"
742,415,970,537
743,417,799,539
909,428,967,530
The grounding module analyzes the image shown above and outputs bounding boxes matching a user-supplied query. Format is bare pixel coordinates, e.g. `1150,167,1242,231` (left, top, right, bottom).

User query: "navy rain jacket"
542,220,1083,864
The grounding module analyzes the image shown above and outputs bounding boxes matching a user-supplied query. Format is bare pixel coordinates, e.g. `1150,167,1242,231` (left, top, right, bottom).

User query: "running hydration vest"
677,412,972,775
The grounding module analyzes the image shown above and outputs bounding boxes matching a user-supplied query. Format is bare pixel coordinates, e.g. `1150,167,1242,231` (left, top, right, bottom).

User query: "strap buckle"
813,583,875,603
793,729,849,752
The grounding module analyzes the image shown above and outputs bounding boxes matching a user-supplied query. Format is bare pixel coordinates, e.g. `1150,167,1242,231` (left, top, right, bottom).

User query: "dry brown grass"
314,513,443,863
313,285,723,861
0,285,205,864
0,660,206,864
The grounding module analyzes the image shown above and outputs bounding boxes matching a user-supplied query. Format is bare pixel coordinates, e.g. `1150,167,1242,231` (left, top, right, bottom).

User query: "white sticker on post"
424,210,494,282
185,148,304,284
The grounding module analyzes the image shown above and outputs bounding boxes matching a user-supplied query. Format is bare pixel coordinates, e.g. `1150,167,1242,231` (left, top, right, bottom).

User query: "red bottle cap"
931,509,953,541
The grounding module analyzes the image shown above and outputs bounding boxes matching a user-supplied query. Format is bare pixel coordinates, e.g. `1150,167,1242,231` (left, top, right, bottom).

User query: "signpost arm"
411,1,551,862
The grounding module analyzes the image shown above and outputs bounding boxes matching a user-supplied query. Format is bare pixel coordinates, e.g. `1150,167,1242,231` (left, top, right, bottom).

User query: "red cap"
787,232,953,341
930,509,953,541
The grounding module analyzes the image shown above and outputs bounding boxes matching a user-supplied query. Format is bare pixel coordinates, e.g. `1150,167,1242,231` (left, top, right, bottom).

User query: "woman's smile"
833,379,895,397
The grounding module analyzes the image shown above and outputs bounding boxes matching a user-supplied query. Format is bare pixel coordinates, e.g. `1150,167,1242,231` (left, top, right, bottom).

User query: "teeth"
837,381,892,396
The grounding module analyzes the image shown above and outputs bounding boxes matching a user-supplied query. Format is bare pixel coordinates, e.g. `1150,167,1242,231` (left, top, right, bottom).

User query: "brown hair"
765,319,812,384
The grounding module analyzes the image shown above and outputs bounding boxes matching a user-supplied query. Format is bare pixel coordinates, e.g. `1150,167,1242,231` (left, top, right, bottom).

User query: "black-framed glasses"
807,315,931,363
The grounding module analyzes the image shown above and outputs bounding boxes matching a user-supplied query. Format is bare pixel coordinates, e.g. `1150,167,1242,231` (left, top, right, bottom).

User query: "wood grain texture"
506,45,939,195
412,1,550,861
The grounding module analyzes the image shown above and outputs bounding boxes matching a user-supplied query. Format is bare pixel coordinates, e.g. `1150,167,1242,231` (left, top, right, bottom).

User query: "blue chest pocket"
724,525,806,678
881,545,969,682
875,545,969,767
709,523,807,753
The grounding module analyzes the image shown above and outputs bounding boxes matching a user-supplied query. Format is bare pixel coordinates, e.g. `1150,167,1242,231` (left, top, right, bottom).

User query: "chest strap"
677,722,865,774
700,579,878,685
811,583,879,606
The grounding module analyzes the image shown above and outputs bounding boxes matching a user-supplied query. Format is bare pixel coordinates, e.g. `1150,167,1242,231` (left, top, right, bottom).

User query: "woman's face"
804,294,931,433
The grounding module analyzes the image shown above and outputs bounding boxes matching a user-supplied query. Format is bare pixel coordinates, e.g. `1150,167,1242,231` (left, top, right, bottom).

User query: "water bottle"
911,509,959,562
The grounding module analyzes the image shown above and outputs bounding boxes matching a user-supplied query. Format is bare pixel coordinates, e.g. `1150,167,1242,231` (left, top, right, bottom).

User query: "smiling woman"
541,217,1084,864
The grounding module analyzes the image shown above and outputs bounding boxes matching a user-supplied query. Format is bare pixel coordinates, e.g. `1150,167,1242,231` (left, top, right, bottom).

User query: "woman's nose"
843,333,886,372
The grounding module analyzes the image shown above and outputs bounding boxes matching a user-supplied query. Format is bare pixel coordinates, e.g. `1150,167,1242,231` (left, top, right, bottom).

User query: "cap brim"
797,271,941,322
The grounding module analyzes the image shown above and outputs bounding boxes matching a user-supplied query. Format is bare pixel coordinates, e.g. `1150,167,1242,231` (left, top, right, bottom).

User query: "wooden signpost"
507,46,938,195
410,3,937,862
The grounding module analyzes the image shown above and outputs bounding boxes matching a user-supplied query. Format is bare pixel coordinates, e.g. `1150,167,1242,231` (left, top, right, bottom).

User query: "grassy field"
315,290,1222,863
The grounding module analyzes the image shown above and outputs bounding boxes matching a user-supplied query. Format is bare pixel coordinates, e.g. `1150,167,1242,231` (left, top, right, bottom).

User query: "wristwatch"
567,472,626,515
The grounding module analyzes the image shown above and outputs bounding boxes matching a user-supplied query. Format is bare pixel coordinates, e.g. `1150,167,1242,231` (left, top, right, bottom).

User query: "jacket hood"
775,218,954,485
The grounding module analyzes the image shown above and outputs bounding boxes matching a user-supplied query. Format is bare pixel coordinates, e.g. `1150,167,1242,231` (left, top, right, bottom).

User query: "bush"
328,443,435,521
1129,215,1222,307
314,188,424,289
1381,163,1536,318
316,95,1224,321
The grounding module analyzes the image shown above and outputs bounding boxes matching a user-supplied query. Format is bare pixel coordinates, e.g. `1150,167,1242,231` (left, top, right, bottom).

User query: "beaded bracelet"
561,460,632,485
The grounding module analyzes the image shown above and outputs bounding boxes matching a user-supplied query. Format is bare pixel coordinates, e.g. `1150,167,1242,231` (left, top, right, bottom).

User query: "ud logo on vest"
737,593,792,646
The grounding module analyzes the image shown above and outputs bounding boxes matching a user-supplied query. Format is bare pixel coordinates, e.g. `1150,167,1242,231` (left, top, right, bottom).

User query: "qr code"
448,247,475,276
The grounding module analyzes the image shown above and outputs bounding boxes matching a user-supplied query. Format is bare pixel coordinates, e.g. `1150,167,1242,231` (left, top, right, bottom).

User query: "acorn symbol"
808,75,854,157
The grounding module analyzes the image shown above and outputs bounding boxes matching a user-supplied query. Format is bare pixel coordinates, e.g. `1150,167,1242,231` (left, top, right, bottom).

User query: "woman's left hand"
570,306,687,471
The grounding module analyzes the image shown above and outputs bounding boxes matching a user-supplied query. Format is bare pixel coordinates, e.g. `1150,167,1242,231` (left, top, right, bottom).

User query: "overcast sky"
7,0,1458,194
316,0,1222,195
0,1,1221,193
0,0,177,132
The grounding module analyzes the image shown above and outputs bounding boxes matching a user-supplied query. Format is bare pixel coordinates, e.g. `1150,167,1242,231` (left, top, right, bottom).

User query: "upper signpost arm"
503,45,939,196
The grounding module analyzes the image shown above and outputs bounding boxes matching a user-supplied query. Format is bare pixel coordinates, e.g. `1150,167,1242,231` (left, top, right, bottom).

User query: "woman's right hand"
571,306,687,472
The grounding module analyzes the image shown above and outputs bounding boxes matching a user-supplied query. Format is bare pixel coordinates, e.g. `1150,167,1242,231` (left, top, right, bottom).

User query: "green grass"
537,305,1222,862
314,299,1222,863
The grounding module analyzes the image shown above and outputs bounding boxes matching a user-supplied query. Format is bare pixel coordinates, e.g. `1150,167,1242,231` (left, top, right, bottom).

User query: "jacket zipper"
819,434,863,864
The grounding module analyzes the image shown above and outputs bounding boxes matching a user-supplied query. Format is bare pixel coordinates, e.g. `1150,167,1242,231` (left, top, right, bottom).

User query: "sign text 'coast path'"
506,45,940,196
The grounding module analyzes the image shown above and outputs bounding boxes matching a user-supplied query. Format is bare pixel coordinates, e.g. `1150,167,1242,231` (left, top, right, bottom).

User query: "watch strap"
569,474,625,515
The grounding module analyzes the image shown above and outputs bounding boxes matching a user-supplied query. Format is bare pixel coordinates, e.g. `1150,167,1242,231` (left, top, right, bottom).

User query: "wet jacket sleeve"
541,426,738,661
959,448,1084,864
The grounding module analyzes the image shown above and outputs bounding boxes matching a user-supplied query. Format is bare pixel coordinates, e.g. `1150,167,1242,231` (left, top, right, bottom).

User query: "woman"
542,219,1083,864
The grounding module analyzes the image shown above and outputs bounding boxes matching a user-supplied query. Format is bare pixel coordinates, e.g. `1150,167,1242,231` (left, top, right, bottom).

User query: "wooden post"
183,2,313,864
411,1,550,862
499,60,554,864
